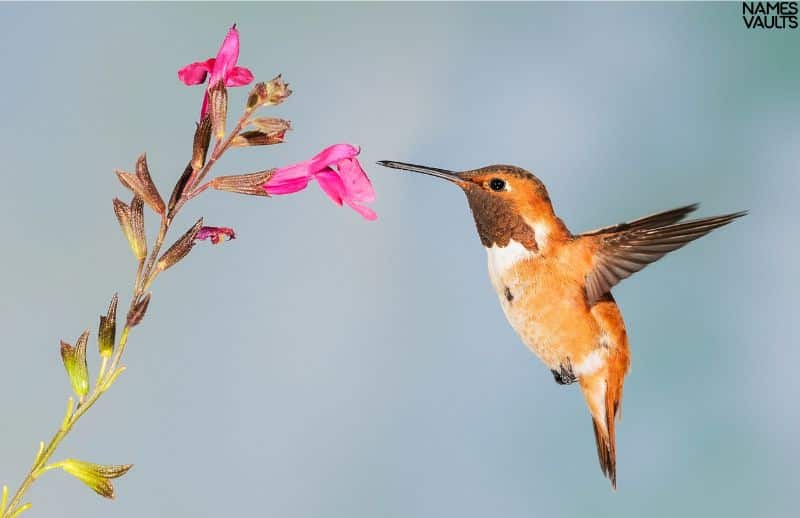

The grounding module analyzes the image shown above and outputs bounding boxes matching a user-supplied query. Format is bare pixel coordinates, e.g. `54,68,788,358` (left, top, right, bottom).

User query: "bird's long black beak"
377,160,462,183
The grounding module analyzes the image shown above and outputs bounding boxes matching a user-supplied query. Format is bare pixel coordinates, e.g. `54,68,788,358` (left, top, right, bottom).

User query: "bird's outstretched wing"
581,205,746,305
581,203,699,236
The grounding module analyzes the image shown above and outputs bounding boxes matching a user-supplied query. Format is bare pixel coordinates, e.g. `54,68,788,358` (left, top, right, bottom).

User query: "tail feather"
585,293,630,490
591,417,616,488
581,369,624,490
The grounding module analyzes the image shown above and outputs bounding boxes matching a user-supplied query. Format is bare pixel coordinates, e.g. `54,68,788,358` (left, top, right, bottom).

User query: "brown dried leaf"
126,293,151,328
156,218,203,272
135,154,165,215
250,117,291,134
209,81,228,140
192,116,213,170
114,170,137,192
128,195,147,260
231,130,286,147
210,170,274,197
114,157,165,216
168,162,194,217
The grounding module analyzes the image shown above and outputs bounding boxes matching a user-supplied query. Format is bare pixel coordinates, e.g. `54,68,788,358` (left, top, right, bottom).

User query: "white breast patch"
486,239,536,279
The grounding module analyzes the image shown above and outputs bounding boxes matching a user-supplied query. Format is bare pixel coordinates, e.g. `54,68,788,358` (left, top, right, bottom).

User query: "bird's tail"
580,366,625,490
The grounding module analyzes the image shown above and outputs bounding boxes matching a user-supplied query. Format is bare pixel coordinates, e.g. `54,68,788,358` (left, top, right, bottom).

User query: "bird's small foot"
551,359,578,385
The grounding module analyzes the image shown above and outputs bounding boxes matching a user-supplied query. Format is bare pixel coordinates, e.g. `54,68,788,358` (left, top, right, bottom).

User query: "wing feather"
582,208,746,305
582,203,699,236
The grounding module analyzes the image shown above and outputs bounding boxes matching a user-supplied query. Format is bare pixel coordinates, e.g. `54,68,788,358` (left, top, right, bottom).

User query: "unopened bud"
246,75,292,110
126,293,151,328
209,81,228,140
157,218,203,272
60,331,90,398
98,294,118,359
60,459,133,499
192,116,213,170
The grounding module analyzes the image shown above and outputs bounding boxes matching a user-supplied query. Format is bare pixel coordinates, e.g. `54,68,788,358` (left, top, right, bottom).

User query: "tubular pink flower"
178,24,254,118
195,226,236,245
264,144,377,220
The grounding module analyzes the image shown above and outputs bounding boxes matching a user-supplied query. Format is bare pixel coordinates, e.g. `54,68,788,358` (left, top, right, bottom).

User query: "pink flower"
264,144,377,220
195,226,236,245
178,24,254,118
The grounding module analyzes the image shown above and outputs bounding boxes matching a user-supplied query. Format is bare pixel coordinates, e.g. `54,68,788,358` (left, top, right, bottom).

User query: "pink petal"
346,201,378,221
196,226,236,245
307,144,360,174
263,175,312,196
225,66,254,87
315,168,346,206
178,58,215,85
266,161,314,185
336,157,375,203
210,24,240,86
199,92,211,118
266,145,360,190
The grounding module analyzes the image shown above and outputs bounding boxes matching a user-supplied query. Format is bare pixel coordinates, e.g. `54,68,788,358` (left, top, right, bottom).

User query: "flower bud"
98,293,118,359
209,80,228,140
195,226,236,245
246,75,292,110
251,117,291,134
112,197,146,260
1,484,9,516
156,218,203,272
231,130,286,147
168,162,194,217
60,459,133,499
192,116,213,170
60,331,90,398
126,293,151,328
264,74,292,105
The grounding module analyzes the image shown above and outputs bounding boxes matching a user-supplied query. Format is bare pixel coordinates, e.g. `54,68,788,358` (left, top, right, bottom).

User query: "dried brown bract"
211,170,274,197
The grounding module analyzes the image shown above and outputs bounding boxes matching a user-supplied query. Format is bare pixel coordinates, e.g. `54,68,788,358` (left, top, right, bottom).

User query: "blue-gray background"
0,2,796,517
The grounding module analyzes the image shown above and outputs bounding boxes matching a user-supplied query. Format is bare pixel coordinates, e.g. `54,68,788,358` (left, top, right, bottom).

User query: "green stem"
1,101,248,518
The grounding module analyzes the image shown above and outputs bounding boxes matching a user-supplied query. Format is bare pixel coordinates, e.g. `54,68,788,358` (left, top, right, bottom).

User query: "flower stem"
183,110,251,205
0,105,247,514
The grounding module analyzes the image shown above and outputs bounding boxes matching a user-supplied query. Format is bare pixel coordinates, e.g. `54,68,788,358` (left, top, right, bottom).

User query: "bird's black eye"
489,178,506,192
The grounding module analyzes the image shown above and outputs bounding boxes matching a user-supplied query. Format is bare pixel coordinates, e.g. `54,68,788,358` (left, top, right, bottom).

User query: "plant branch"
0,103,250,518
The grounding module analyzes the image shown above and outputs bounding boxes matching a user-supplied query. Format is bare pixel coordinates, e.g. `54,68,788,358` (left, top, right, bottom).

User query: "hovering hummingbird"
378,160,745,489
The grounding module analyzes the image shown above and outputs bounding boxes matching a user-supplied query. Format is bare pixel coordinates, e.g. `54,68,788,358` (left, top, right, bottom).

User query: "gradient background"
0,3,797,517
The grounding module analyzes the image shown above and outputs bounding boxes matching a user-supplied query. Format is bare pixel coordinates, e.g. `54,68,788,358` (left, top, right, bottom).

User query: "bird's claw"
551,359,578,385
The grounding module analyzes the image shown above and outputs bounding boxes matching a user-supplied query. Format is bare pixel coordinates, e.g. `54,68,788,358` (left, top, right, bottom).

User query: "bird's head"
378,161,557,250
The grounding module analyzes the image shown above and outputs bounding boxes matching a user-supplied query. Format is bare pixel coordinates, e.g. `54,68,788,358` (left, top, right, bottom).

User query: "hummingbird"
378,160,745,489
